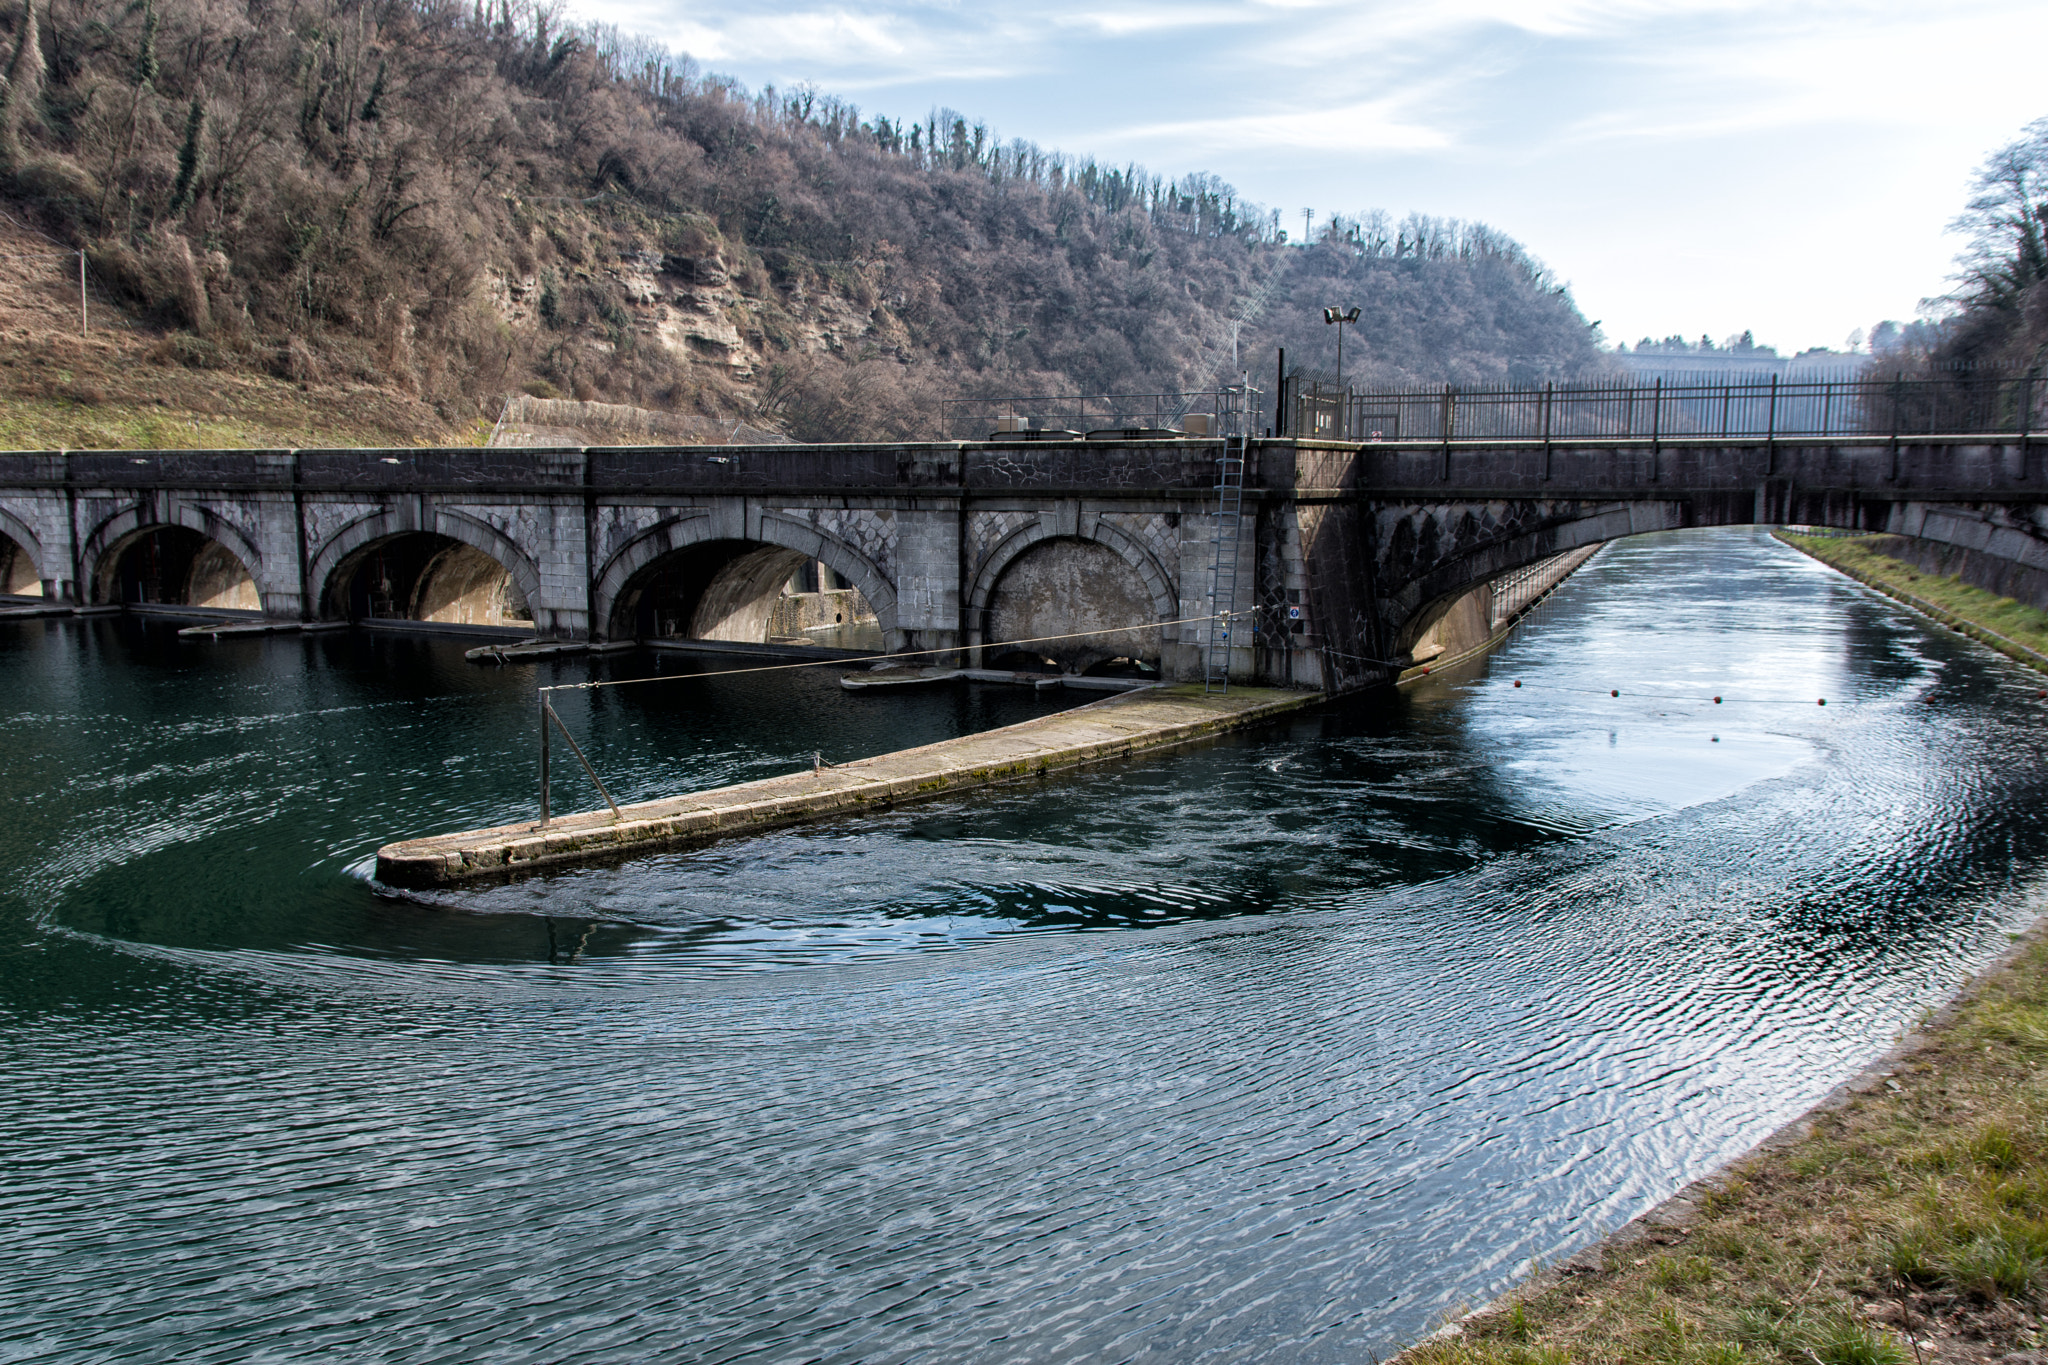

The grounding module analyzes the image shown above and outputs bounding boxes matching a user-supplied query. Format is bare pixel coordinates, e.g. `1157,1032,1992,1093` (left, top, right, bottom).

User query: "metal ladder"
1203,432,1249,693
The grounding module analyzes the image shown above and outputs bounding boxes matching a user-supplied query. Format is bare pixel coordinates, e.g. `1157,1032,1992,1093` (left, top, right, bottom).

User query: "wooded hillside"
0,0,1603,443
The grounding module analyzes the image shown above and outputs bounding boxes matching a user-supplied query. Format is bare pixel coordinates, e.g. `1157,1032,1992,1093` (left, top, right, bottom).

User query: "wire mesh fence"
1277,371,2044,443
941,387,1265,440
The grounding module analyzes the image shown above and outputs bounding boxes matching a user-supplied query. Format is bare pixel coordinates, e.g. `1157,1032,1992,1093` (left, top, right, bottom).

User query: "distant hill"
0,0,1604,445
1246,216,1602,391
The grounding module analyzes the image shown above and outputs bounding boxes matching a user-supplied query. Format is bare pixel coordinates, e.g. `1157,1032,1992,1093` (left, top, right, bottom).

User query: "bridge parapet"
6,440,1236,495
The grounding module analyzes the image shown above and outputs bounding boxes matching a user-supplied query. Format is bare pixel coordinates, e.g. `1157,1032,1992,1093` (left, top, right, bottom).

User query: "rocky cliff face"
473,214,917,425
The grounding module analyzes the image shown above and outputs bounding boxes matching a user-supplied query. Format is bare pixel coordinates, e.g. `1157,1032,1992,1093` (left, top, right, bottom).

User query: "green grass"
1778,531,2048,665
1399,933,2048,1363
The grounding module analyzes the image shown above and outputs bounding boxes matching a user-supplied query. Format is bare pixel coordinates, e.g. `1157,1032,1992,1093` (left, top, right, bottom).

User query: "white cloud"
1045,5,1255,38
1109,85,1460,154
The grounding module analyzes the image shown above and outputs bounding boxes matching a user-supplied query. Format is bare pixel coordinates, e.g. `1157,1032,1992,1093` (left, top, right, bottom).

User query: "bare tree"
1952,117,2048,317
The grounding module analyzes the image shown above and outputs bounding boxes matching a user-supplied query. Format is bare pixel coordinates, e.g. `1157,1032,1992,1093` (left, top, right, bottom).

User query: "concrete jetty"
374,684,1317,887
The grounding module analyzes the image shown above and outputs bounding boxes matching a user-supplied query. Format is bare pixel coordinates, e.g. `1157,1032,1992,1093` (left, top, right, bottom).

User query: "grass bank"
0,236,478,450
1776,532,2048,673
1401,926,2048,1365
0,331,484,450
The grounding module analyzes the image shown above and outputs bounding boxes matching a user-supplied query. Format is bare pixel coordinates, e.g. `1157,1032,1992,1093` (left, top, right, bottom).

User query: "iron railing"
1278,371,2043,443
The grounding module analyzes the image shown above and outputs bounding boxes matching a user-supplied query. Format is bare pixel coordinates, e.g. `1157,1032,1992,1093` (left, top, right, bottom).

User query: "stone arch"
965,515,1176,627
967,519,1178,673
593,512,898,642
1378,488,1935,656
1385,501,1667,656
82,500,271,608
308,506,543,624
0,507,46,595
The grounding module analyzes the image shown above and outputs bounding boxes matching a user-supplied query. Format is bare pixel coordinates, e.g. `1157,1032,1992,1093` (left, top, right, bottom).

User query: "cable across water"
536,612,1240,696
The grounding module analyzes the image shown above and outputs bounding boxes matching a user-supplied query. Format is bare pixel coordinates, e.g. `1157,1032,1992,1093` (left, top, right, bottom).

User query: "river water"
5,527,2046,1363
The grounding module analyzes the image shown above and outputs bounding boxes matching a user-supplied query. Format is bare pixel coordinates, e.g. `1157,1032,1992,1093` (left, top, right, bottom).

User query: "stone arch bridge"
1,435,2042,691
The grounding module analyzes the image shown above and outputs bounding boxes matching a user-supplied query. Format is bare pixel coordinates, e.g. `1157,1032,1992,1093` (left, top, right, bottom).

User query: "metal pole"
78,251,87,337
1765,374,1778,476
2018,369,2034,481
1274,348,1285,437
1649,376,1661,482
538,690,551,826
1440,384,1454,481
547,701,623,821
1541,380,1553,482
1889,371,1903,483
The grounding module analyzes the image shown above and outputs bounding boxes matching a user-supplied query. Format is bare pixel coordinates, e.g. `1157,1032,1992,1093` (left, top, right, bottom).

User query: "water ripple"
4,529,2048,1362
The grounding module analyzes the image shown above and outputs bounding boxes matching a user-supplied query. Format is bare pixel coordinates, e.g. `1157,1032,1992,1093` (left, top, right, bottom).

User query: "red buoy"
1818,698,1826,706
1713,696,1722,704
1610,689,1619,697
1513,680,1522,688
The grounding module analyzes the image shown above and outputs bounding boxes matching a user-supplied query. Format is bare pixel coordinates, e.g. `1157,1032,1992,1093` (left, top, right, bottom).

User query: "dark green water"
5,527,2046,1362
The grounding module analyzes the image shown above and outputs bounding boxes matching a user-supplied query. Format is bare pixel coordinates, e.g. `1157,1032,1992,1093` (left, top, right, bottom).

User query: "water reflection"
2,528,2046,1364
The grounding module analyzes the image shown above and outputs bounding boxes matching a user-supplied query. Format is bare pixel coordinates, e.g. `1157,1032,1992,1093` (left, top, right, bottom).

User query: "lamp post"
1323,305,1361,434
1323,305,1360,390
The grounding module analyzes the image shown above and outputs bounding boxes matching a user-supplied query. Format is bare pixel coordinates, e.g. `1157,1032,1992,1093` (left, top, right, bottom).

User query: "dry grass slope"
0,224,474,448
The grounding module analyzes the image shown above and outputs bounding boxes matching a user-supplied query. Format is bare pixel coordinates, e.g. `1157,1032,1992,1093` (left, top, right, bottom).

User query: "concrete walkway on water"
375,683,1319,888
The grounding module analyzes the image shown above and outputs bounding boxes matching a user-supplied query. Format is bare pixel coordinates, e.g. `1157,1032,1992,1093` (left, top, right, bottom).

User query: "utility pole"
1301,207,1312,244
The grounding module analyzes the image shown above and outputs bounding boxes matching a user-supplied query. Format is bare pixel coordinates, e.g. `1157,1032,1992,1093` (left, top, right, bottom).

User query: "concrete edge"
1389,903,2048,1361
1774,531,2048,675
374,686,1320,888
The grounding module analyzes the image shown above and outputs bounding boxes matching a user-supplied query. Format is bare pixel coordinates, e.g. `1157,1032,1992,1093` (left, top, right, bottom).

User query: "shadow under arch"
318,529,535,629
82,502,269,609
594,514,898,645
967,523,1177,673
309,509,543,629
0,508,46,596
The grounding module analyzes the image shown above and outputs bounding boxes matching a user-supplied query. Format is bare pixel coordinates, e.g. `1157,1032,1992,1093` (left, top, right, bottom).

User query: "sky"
570,0,2048,356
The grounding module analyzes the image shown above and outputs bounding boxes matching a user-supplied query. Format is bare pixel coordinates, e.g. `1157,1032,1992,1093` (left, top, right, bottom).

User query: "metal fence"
1279,371,2044,443
942,387,1265,440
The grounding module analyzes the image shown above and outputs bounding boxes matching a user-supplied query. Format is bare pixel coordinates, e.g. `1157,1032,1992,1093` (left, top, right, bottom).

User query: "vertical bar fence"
1264,369,2045,445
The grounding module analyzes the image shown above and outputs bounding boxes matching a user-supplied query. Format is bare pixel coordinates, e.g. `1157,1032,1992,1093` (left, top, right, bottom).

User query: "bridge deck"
374,683,1317,888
